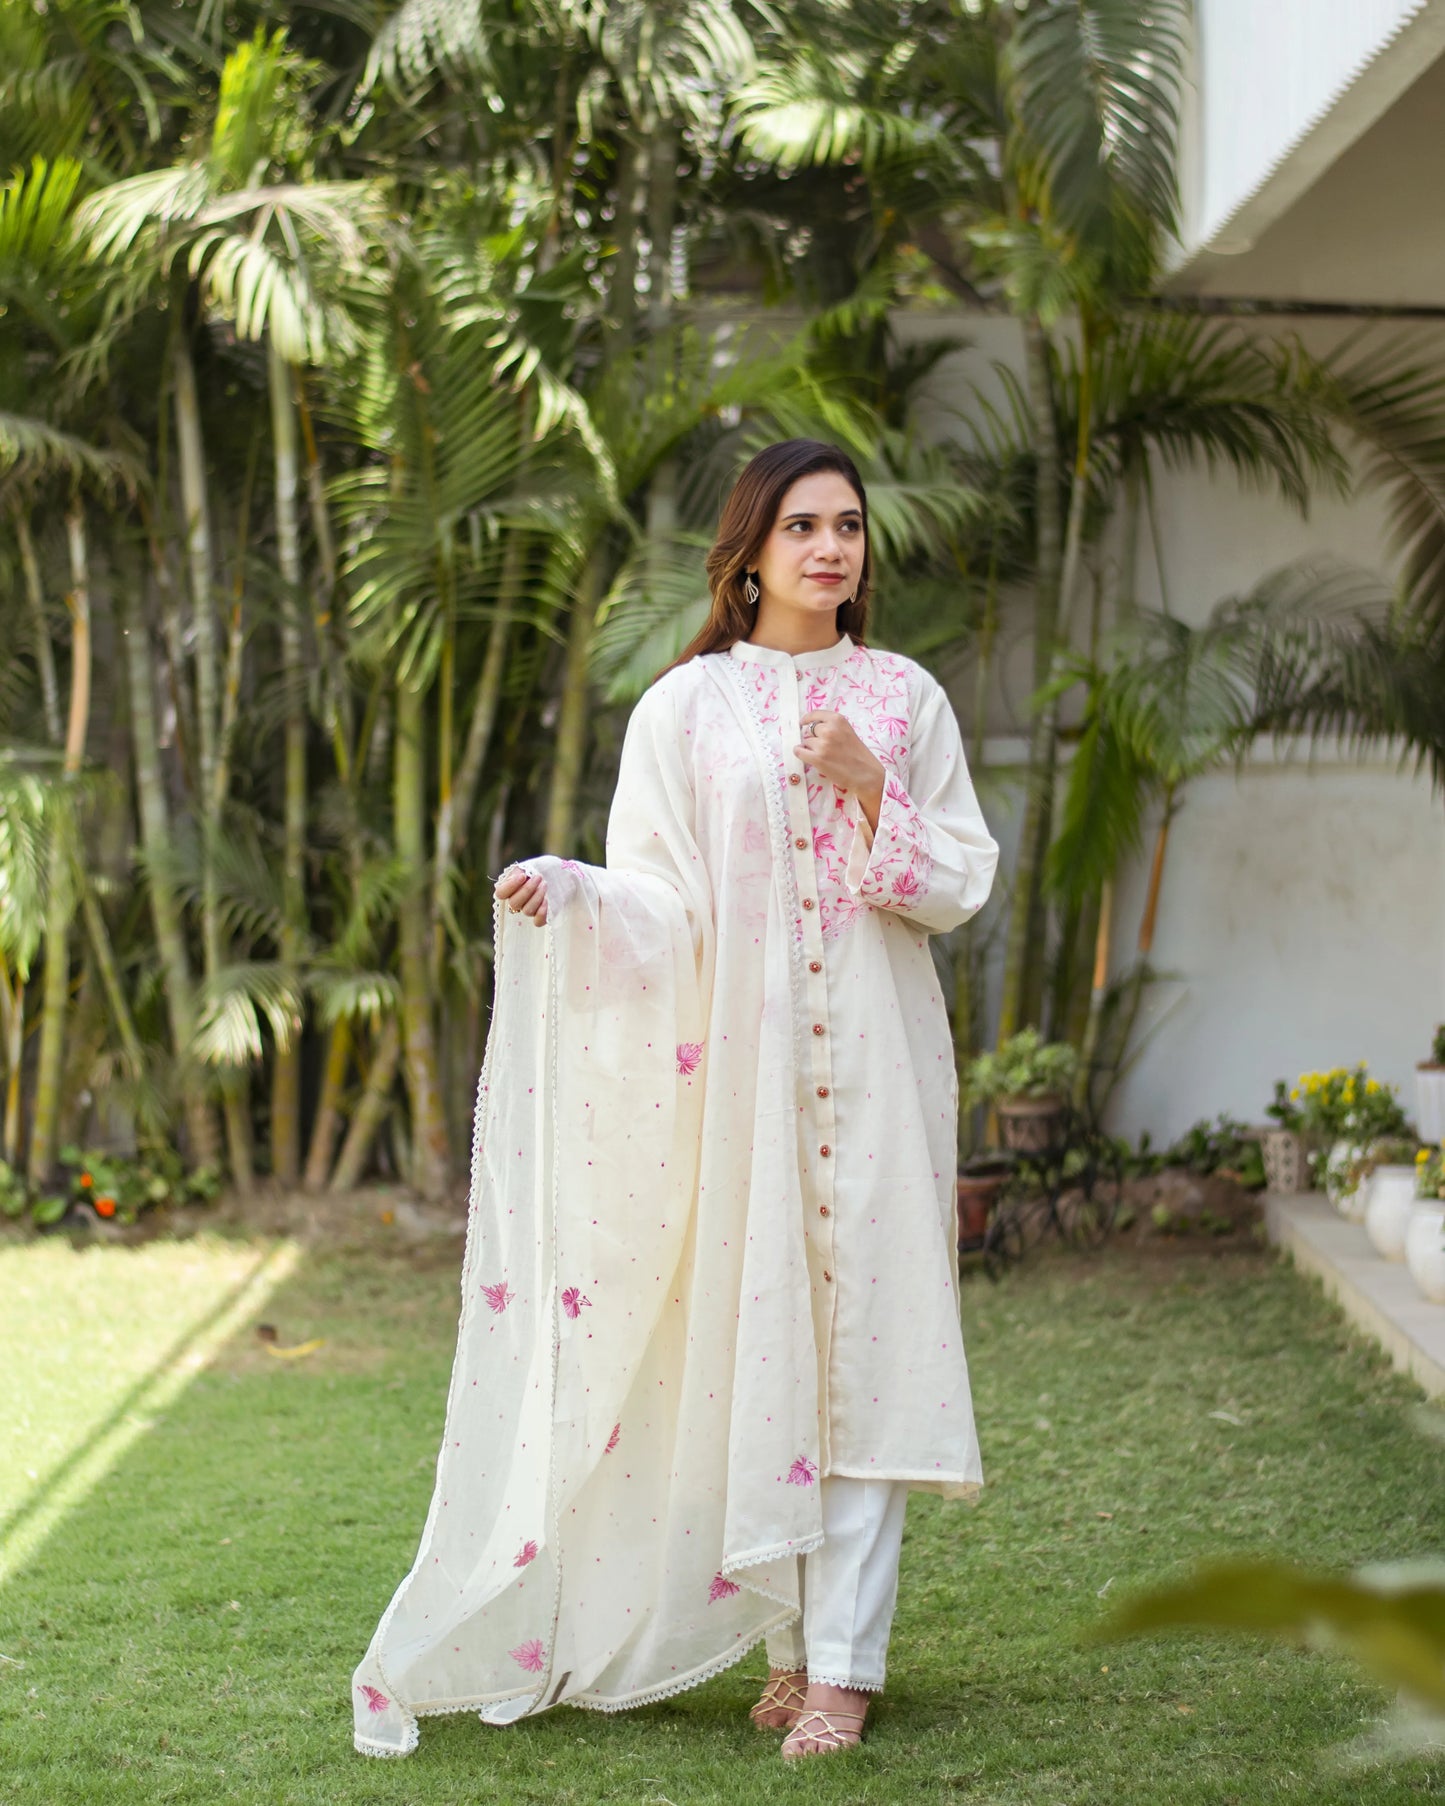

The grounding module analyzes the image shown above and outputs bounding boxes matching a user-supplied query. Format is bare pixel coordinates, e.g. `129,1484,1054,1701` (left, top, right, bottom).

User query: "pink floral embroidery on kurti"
708,1572,741,1602
481,1280,514,1314
786,1455,818,1486
676,1041,703,1076
514,1540,538,1567
605,1421,621,1452
510,1638,546,1672
857,772,935,913
561,1287,591,1319
357,1683,389,1713
739,647,926,942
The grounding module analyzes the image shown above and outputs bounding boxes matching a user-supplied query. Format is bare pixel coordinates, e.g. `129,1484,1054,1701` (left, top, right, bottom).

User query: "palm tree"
77,28,384,1187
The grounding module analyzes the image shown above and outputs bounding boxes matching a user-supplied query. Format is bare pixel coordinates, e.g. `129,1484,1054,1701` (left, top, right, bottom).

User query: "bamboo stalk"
394,680,451,1200
79,887,144,1080
544,552,606,855
176,335,253,1193
1076,877,1113,1111
1,968,24,1167
269,341,308,1187
295,373,352,777
15,511,62,744
174,337,218,804
328,1016,400,1194
1137,787,1176,959
303,1016,351,1193
123,578,221,1166
28,507,91,1183
432,518,527,986
996,314,1064,1042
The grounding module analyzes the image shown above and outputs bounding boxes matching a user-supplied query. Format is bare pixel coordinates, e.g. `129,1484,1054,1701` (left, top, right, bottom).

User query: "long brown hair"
661,439,871,678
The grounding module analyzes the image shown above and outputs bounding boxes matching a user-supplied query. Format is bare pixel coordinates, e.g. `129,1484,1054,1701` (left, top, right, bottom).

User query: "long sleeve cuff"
844,774,934,914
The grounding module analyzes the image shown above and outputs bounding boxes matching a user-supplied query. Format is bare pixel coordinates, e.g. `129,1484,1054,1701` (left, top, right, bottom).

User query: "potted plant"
1416,1026,1445,1143
965,1030,1079,1153
956,1155,1013,1252
1362,1135,1423,1261
1288,1066,1410,1217
1406,1143,1445,1303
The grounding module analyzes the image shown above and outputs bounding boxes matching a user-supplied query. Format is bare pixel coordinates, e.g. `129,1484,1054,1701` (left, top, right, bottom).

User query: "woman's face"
752,470,866,621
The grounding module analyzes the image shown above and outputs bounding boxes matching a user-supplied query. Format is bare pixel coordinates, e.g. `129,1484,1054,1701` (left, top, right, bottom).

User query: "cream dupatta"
353,655,831,1756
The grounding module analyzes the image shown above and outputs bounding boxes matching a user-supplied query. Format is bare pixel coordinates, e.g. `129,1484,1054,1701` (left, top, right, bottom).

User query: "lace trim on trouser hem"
804,1671,886,1693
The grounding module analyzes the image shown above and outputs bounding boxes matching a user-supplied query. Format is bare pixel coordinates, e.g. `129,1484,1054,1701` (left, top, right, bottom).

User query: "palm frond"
310,967,400,1029
1045,688,1152,905
0,414,141,491
1007,0,1189,243
193,961,304,1066
592,531,714,702
733,54,942,170
1290,333,1445,632
1086,318,1350,514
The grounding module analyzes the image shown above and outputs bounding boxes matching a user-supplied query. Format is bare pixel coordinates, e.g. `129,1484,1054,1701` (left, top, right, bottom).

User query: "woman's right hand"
495,865,548,927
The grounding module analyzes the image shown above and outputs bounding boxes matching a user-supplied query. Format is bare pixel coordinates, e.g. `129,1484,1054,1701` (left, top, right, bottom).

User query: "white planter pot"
1405,1202,1445,1303
1363,1167,1419,1260
1417,1067,1445,1143
1324,1139,1367,1216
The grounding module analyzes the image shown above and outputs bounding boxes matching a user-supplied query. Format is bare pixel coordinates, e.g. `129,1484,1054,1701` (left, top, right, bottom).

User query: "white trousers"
763,1475,909,1691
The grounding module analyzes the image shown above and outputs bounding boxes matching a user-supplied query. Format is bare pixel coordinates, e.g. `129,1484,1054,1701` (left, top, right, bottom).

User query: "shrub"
964,1030,1079,1107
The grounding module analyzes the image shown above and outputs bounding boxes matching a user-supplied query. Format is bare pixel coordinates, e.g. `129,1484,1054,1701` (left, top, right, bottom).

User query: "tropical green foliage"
2,0,1444,1215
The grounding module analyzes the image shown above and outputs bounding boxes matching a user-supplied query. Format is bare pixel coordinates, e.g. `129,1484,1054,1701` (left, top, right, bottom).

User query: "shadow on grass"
0,1237,303,1594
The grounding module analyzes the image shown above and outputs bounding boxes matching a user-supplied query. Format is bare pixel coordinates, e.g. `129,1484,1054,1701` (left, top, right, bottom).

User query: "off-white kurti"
352,634,998,1755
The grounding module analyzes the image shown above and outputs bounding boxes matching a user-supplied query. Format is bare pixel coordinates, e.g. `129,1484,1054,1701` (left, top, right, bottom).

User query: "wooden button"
812,1023,824,1036
819,1205,829,1217
802,897,814,910
816,1085,829,1097
819,1144,831,1157
808,960,821,973
788,773,801,785
795,836,808,849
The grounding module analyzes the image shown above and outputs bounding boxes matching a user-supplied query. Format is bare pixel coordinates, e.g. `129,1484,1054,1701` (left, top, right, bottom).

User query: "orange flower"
80,1172,93,1188
94,1196,116,1218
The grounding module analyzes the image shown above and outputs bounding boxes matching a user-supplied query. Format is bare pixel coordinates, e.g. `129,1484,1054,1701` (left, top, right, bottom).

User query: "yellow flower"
1417,1149,1431,1165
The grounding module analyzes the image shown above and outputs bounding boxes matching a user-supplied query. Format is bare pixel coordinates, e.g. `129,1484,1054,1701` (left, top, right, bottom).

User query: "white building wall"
1179,0,1432,253
904,312,1445,1144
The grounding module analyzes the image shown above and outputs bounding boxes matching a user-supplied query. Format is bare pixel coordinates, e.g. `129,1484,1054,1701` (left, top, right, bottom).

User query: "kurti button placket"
779,660,840,1469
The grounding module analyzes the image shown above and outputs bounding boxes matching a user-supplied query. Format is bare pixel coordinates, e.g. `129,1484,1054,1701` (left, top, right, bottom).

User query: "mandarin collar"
728,633,856,672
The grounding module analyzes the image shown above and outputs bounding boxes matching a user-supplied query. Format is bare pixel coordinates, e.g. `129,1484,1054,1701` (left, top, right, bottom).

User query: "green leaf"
1096,1557,1445,1710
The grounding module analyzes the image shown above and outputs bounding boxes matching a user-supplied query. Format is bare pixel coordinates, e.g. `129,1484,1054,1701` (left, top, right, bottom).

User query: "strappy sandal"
780,1705,868,1759
749,1668,808,1730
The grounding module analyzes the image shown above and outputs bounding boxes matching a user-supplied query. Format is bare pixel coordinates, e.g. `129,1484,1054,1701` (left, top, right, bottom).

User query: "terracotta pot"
996,1095,1065,1153
957,1166,1010,1251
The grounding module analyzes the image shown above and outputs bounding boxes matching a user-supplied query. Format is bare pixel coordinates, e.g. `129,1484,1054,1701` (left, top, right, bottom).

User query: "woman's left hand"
795,711,886,831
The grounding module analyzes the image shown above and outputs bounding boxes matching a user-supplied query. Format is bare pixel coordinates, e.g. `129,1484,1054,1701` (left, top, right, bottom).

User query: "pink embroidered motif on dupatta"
352,635,999,1757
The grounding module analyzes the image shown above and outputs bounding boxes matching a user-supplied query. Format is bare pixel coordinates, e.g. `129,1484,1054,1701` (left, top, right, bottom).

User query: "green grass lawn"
3,1220,1445,1805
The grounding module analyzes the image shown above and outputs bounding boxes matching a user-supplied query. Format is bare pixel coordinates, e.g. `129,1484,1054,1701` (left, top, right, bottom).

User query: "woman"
352,439,999,1763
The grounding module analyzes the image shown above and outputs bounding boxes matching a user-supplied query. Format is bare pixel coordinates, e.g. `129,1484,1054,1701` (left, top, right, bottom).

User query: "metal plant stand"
969,1107,1126,1279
